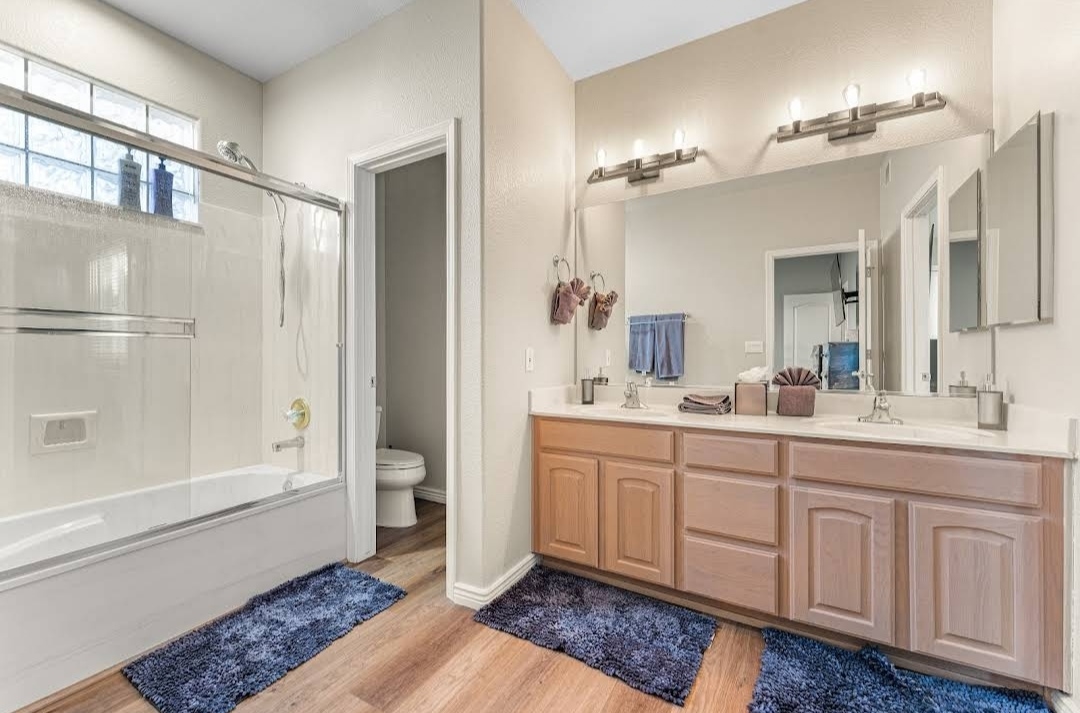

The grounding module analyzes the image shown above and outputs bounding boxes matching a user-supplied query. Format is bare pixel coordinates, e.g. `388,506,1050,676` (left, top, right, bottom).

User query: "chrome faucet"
621,381,646,409
854,371,903,425
272,435,306,452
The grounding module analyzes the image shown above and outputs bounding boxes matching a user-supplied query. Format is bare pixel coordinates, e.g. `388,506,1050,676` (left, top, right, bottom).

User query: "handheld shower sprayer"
216,140,288,329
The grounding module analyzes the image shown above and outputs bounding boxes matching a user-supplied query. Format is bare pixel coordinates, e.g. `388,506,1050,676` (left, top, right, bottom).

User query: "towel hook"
589,271,607,293
552,255,571,283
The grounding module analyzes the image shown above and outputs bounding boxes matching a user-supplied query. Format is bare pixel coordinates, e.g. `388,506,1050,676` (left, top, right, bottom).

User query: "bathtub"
0,465,337,574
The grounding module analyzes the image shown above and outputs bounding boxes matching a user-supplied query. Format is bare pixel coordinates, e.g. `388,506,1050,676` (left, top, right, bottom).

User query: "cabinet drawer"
682,472,778,545
537,419,673,463
788,441,1041,507
682,433,778,476
681,536,778,615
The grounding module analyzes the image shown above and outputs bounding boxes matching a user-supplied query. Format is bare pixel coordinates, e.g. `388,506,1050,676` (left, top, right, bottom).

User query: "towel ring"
552,255,571,283
590,271,607,293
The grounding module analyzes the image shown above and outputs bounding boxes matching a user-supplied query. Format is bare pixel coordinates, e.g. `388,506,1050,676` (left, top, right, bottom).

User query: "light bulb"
595,148,607,168
788,97,803,122
673,128,686,150
907,68,927,93
633,139,646,159
843,83,861,110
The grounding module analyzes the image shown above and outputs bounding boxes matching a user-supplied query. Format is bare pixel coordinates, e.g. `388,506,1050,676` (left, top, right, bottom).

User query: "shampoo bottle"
152,157,174,218
117,149,142,211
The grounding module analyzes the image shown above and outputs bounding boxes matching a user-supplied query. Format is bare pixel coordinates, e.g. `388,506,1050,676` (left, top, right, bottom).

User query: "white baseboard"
1053,692,1080,713
452,553,537,610
413,485,446,504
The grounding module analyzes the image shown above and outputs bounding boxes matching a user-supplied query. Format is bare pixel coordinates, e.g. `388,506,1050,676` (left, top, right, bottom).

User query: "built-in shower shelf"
0,307,195,339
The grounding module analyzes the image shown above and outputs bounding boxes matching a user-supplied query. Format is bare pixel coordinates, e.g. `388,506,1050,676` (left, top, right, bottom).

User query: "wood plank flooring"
30,500,765,713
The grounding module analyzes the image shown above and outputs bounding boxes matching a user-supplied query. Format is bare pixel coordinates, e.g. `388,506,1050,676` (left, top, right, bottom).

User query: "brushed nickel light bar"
588,130,701,185
777,70,946,144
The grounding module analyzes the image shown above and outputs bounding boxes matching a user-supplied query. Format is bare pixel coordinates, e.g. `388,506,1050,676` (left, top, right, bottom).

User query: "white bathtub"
0,465,337,573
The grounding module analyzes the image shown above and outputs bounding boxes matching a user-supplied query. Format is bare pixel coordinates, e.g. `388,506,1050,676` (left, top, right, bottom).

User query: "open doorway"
899,168,946,395
346,121,458,599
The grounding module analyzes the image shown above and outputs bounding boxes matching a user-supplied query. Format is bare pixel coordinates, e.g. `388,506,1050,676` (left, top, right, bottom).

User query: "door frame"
345,120,459,598
764,241,862,380
899,167,946,395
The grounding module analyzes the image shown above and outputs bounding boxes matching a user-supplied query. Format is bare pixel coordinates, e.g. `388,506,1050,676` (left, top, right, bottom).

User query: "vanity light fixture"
588,131,700,185
777,70,946,143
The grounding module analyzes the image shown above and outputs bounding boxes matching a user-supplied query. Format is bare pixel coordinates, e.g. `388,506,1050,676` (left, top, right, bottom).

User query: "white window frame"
0,43,201,220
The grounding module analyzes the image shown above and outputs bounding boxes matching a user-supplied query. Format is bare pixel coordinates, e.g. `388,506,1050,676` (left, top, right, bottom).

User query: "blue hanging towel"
627,315,656,373
654,313,685,380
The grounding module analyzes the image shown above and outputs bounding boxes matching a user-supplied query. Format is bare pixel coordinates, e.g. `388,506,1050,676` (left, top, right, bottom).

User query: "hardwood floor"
31,500,764,713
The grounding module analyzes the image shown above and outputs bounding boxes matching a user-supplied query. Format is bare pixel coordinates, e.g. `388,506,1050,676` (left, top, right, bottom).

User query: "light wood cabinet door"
791,488,895,644
535,453,599,567
602,461,675,586
910,503,1043,681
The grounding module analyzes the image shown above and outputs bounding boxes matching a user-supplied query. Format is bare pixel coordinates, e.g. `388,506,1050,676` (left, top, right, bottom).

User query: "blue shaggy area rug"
750,628,1050,713
474,566,717,706
123,563,405,713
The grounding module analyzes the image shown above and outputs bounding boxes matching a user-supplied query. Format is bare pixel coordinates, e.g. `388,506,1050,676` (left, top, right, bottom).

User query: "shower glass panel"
0,92,343,580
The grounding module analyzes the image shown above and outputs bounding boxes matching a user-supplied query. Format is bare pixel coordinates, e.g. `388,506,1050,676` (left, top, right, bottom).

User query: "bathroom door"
782,293,840,371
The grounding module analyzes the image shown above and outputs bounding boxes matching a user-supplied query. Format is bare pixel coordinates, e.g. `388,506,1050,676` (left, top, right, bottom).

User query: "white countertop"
530,387,1077,460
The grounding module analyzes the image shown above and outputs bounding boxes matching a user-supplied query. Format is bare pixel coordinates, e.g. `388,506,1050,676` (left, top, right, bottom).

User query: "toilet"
375,406,426,528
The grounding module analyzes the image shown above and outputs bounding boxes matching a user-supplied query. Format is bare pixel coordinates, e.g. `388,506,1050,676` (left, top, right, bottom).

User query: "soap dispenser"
977,375,1006,431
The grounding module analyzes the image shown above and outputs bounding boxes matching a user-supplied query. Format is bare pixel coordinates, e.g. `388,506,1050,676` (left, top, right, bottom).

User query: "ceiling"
513,0,808,80
102,0,809,82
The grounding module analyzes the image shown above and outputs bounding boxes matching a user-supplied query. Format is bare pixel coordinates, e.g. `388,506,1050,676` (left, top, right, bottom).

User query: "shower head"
216,140,258,171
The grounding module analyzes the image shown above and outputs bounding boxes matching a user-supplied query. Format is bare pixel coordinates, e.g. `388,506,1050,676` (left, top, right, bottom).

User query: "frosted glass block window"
0,43,199,221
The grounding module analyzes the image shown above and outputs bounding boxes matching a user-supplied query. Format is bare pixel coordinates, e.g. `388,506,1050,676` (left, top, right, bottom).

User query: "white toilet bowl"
374,407,426,528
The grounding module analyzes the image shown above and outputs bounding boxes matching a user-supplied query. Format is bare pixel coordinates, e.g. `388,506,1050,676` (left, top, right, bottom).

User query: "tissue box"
776,385,816,417
734,382,768,416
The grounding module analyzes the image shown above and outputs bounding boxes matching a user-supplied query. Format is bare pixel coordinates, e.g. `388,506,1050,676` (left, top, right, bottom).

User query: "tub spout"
272,436,306,453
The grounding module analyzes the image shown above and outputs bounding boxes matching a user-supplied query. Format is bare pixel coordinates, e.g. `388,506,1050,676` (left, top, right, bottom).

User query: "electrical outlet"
745,341,764,354
604,349,612,367
525,346,535,373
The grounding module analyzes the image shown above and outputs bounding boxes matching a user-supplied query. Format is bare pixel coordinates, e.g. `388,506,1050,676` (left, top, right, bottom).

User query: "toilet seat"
377,448,424,470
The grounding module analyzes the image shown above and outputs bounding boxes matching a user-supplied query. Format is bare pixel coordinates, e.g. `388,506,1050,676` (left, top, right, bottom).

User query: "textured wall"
575,0,993,208
0,0,263,213
482,0,576,584
262,0,485,585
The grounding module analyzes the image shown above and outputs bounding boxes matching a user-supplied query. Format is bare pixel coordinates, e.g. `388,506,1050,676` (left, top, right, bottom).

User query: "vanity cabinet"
790,487,895,644
531,415,1065,688
535,453,599,567
601,462,675,586
909,503,1043,681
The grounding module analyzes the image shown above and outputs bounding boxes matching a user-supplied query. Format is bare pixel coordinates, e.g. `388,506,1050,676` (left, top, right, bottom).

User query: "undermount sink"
571,406,671,419
812,420,991,443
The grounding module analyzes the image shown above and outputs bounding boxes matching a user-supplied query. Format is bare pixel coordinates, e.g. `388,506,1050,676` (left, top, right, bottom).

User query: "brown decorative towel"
771,367,822,388
679,394,732,415
589,290,619,330
551,278,591,325
776,385,817,416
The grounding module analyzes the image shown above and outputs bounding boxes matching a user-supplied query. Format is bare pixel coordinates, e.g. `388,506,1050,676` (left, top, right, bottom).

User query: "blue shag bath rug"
750,628,1050,713
474,566,717,705
123,563,405,713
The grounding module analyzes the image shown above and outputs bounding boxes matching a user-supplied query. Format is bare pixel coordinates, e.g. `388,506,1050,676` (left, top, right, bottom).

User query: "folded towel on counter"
551,277,591,325
679,394,732,415
628,315,656,372
589,290,619,330
654,313,685,380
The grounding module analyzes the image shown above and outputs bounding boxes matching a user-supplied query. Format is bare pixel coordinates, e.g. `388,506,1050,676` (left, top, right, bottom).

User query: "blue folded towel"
628,315,655,372
654,313,685,380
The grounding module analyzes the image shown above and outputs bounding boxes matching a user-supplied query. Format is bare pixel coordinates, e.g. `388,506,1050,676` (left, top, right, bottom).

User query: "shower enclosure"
0,84,347,580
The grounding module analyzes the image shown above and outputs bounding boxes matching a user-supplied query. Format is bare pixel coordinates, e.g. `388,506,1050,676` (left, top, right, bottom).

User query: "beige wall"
575,203,627,381
481,0,575,584
0,0,263,214
575,0,992,208
377,156,448,495
262,0,485,585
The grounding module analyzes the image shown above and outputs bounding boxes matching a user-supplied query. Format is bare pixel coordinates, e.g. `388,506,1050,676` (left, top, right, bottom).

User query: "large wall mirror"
573,129,1047,397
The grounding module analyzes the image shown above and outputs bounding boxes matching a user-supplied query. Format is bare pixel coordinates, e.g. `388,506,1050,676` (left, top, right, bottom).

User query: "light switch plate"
745,341,765,354
525,346,535,372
